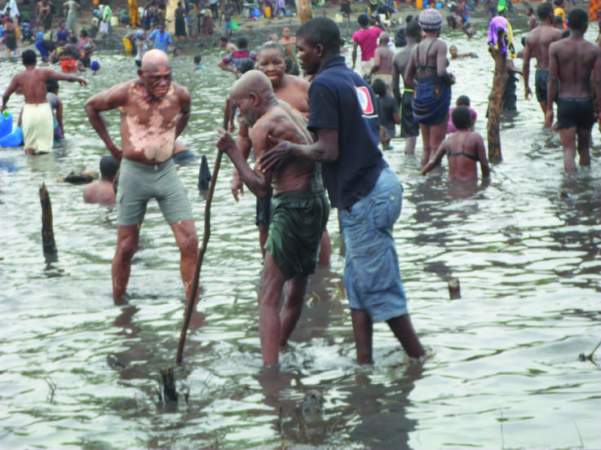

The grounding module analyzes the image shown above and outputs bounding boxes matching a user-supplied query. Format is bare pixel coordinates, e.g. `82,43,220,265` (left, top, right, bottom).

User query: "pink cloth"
448,107,478,133
352,26,382,61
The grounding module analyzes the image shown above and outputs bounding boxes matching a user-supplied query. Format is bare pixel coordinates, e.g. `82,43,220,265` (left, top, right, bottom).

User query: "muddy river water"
1,26,600,450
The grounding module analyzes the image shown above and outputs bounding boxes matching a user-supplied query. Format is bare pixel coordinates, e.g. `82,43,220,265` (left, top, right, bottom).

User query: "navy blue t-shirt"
307,56,385,210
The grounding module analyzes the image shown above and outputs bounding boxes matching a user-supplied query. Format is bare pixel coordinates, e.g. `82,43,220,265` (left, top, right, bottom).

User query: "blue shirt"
307,56,385,210
148,29,173,53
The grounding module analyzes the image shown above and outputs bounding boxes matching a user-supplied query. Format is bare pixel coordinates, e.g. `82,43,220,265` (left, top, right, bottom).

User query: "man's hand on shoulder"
258,134,296,174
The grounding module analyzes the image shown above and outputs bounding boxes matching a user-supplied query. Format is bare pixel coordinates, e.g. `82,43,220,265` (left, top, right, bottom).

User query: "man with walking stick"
85,49,198,303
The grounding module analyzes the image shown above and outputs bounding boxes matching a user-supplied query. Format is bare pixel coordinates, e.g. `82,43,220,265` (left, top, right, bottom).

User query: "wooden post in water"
39,183,58,263
486,45,508,164
296,0,312,24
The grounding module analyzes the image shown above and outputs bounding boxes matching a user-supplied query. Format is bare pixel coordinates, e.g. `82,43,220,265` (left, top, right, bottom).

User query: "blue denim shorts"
338,167,408,322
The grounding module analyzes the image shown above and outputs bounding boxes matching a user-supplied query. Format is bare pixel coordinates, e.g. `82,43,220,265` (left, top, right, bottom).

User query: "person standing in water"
217,71,329,368
405,9,453,168
422,106,490,182
351,14,382,77
392,19,421,155
85,50,198,302
260,17,425,364
547,9,601,172
1,50,86,154
523,3,563,120
230,42,332,265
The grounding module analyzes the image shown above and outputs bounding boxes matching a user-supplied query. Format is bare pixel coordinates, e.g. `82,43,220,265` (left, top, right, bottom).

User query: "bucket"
0,112,12,139
0,126,23,147
231,19,239,30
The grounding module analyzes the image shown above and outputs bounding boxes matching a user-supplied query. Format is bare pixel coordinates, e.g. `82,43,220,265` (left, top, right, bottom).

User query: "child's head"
379,33,389,45
452,105,472,130
46,78,59,94
449,44,458,57
456,95,470,107
553,14,564,28
193,54,202,64
236,36,249,49
372,78,387,97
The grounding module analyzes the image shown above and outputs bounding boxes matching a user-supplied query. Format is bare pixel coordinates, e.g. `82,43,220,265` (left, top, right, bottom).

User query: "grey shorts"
117,158,193,226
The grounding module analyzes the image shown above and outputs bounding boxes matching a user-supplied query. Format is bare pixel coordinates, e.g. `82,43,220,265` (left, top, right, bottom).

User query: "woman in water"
405,9,453,168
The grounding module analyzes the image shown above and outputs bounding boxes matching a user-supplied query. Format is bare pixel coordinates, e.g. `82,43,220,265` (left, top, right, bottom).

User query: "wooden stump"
39,183,58,263
486,46,508,164
448,277,461,299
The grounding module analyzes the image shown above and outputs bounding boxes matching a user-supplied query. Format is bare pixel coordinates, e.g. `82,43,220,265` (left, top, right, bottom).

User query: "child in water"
193,54,203,71
422,106,490,182
447,95,477,133
372,78,400,150
46,79,64,141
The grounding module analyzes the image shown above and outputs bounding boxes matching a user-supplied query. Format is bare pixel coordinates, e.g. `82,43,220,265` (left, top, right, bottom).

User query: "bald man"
85,49,198,303
217,70,329,368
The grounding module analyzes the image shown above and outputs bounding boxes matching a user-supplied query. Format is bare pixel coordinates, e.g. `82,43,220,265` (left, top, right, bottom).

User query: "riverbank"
88,2,532,54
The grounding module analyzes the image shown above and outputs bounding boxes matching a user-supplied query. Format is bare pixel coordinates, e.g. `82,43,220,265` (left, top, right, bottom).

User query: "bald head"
141,49,170,72
230,70,274,102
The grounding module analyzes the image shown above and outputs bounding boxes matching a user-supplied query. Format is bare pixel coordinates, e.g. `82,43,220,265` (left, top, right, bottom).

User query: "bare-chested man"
217,70,329,367
230,42,331,265
1,49,86,154
85,49,198,302
546,9,601,172
83,155,118,205
392,20,421,154
523,3,563,118
422,106,490,181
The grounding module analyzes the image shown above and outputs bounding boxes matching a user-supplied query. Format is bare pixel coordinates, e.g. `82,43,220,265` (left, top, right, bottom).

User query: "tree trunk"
486,47,508,164
39,183,58,263
296,0,312,24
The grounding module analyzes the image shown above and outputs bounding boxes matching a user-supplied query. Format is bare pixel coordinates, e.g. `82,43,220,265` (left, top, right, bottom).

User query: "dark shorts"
400,90,419,138
6,37,17,51
535,68,549,103
557,97,595,130
266,190,329,280
255,187,273,227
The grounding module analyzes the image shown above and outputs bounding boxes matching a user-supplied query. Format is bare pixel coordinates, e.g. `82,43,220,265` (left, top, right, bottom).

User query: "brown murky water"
1,26,600,449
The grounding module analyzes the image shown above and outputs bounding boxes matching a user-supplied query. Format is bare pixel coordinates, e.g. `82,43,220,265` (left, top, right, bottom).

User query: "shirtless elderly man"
85,49,198,302
546,9,601,172
231,42,331,265
522,3,562,119
217,70,329,367
1,49,86,154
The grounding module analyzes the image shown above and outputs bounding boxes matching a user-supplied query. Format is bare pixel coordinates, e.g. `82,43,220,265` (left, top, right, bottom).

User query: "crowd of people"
2,0,601,370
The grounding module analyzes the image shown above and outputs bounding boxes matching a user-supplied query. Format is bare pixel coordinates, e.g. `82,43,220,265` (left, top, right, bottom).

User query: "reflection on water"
1,27,601,449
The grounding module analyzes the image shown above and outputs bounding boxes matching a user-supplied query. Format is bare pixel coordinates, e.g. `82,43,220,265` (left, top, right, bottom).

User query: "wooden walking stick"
176,150,223,366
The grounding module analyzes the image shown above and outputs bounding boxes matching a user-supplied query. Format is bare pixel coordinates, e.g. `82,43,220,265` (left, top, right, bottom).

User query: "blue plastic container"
0,127,24,147
0,112,13,139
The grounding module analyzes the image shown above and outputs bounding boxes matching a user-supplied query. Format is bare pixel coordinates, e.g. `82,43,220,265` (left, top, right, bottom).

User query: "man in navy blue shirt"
260,17,424,363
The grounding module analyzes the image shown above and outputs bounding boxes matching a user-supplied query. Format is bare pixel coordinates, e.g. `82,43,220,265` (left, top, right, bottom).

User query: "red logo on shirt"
355,86,375,116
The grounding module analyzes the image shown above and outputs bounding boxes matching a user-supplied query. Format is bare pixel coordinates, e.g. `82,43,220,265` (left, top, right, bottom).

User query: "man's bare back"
250,101,314,194
549,37,601,98
525,25,562,69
